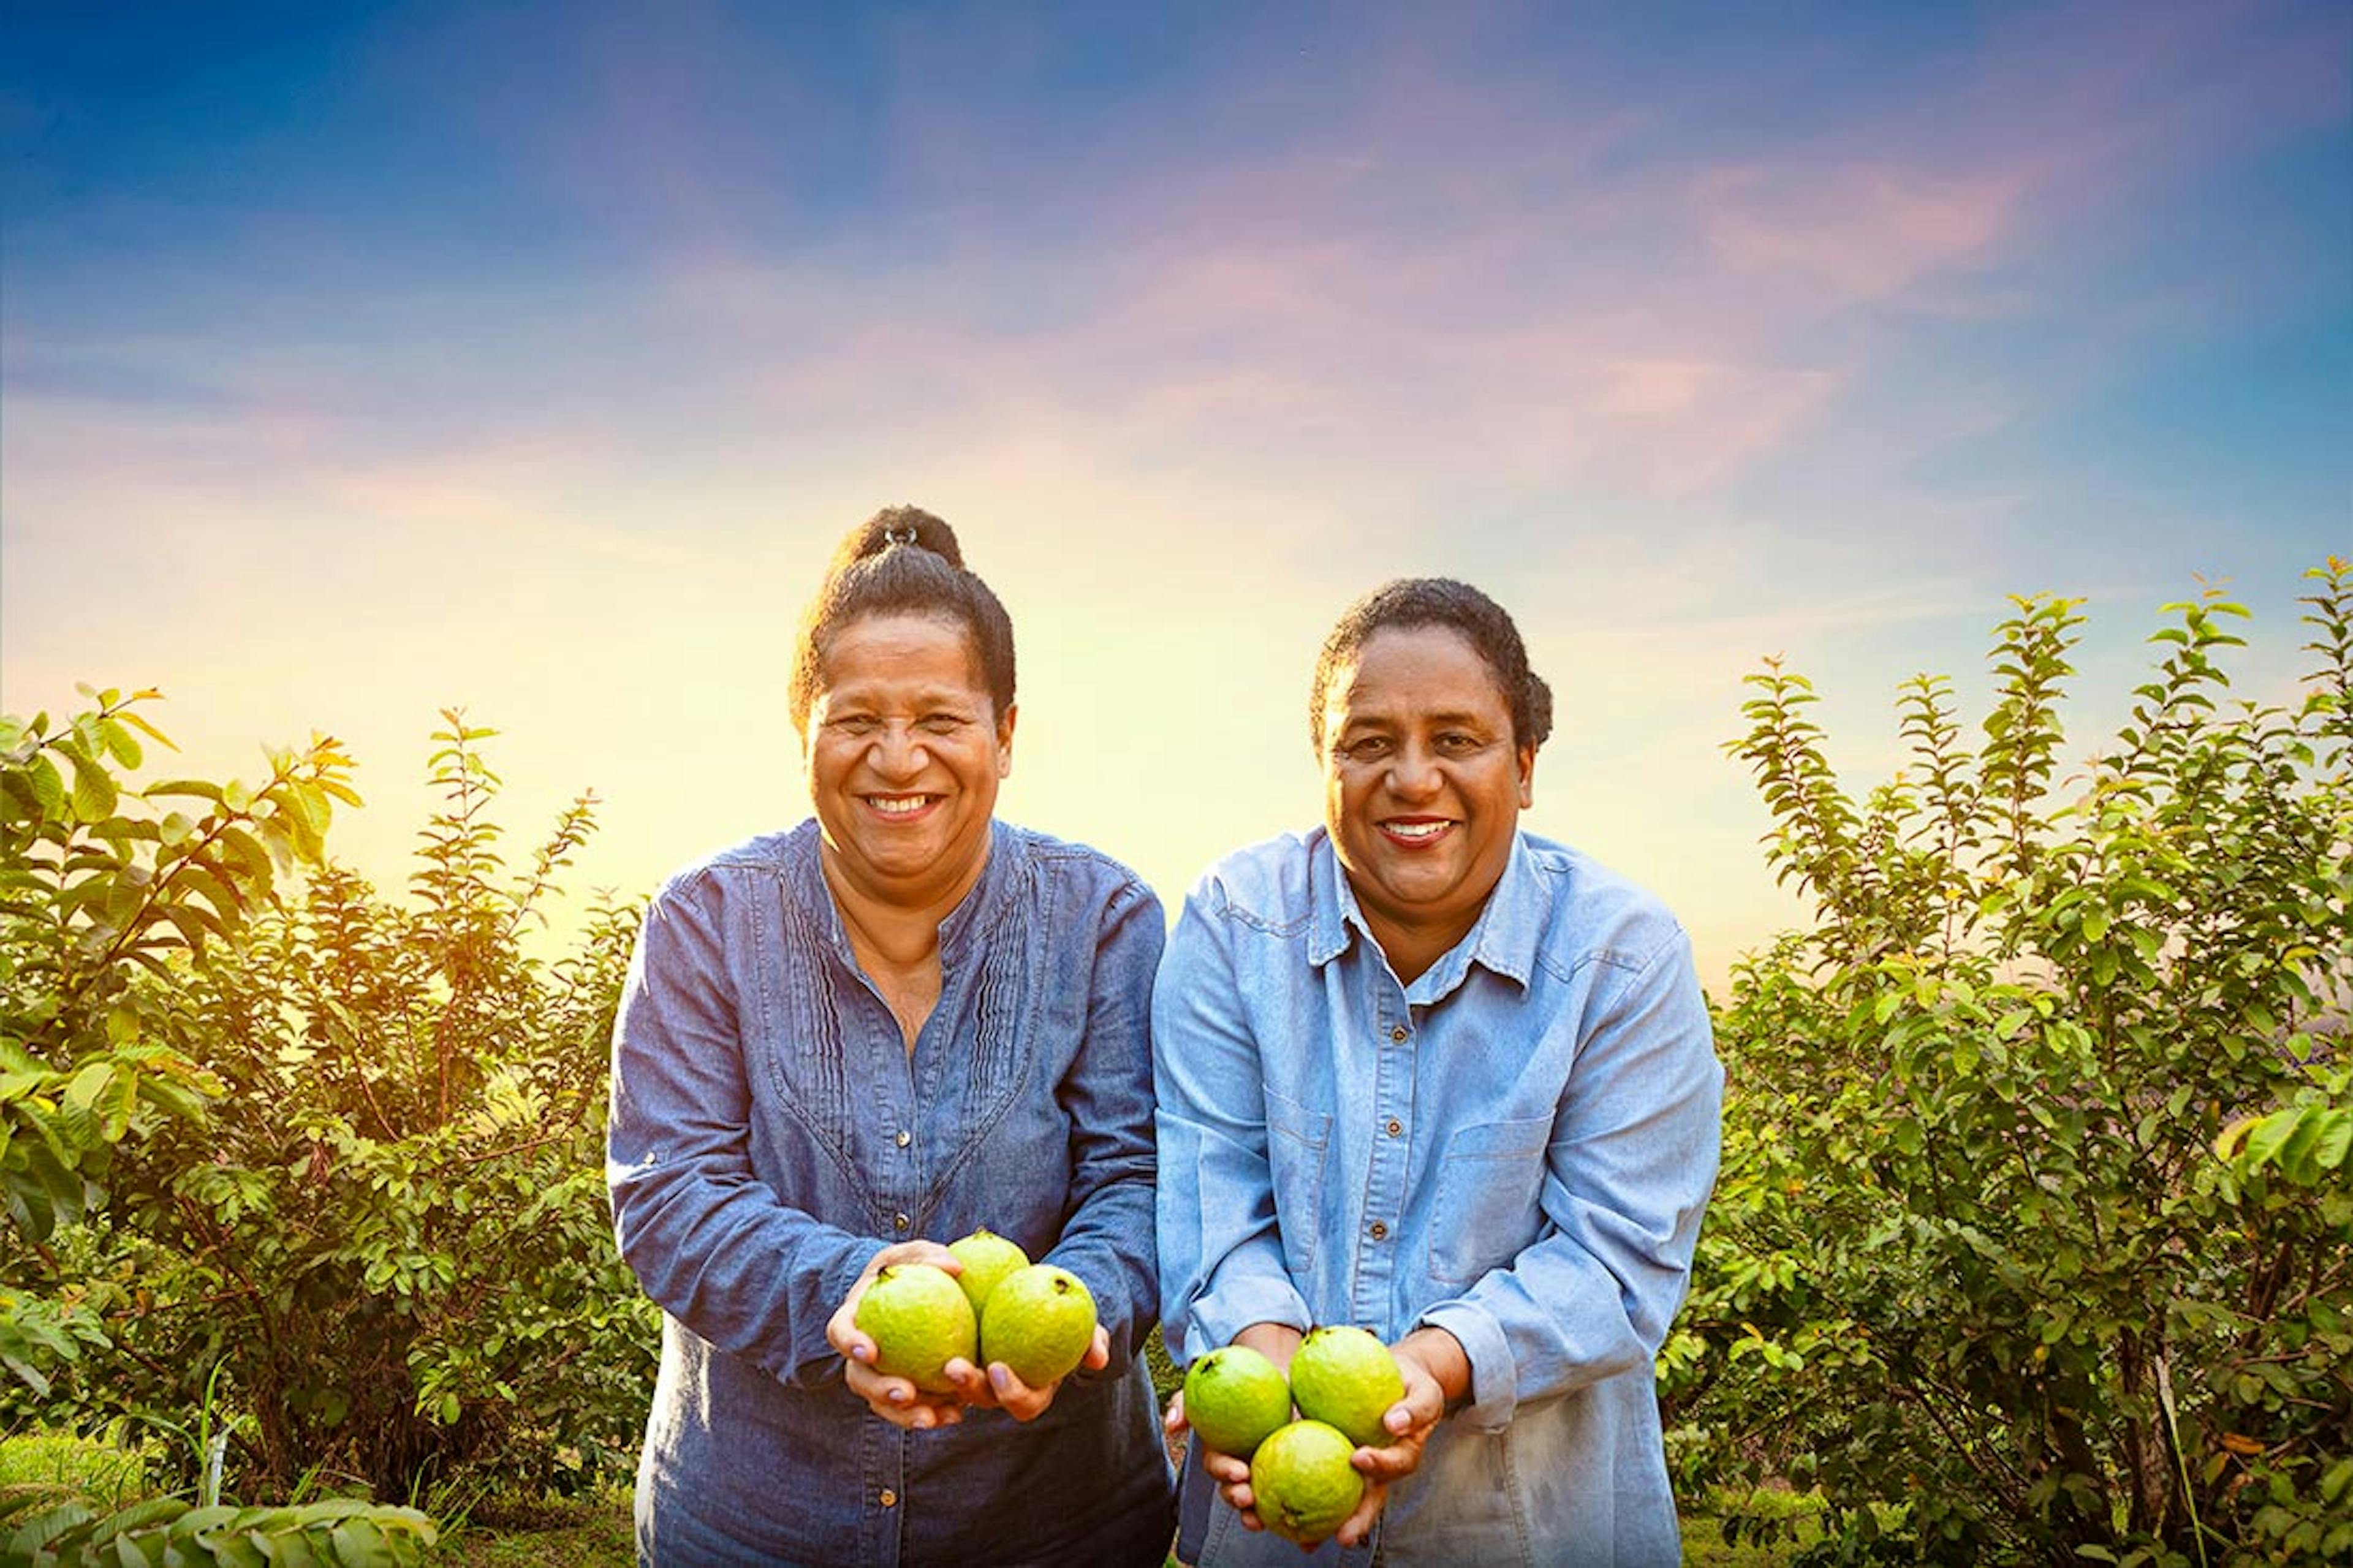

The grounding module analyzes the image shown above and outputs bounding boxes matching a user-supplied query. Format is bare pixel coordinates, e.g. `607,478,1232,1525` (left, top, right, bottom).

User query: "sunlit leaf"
144,779,224,804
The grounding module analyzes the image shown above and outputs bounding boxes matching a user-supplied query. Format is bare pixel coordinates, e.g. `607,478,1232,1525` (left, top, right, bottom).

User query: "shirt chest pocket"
1427,1116,1554,1285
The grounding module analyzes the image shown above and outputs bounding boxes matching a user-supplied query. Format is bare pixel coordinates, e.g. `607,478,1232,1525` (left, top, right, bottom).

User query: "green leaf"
272,1528,323,1568
143,779,225,804
95,1066,139,1142
6,1142,67,1241
2276,1109,2331,1181
98,716,144,770
26,752,67,816
328,1518,393,1568
2244,1111,2302,1172
64,753,121,824
208,1534,268,1568
117,708,177,753
2313,1112,2351,1172
175,862,246,925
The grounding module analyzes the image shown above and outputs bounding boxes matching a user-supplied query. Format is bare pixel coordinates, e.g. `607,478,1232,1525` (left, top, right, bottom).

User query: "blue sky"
4,0,2347,985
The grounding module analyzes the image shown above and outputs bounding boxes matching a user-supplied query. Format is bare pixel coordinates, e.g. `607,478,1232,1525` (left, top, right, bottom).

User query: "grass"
436,1497,1814,1567
4,1431,1828,1564
1682,1485,1832,1564
431,1490,635,1566
0,1430,148,1507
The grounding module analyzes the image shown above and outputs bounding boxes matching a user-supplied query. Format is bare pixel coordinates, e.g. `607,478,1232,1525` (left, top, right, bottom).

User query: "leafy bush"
3,687,349,1397
1670,562,2351,1566
2,694,655,1504
1,1493,438,1567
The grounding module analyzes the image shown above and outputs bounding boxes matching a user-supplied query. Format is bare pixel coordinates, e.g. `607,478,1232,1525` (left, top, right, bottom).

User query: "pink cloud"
1697,165,2025,297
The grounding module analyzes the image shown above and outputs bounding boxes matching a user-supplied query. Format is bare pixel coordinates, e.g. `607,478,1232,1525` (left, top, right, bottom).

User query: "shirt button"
895,1129,912,1148
879,1488,898,1507
1390,1025,1409,1043
1370,1221,1389,1240
893,1213,911,1232
1385,1118,1404,1137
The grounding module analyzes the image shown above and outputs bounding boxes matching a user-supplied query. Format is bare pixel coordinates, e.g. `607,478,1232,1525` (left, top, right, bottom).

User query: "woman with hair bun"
608,506,1175,1565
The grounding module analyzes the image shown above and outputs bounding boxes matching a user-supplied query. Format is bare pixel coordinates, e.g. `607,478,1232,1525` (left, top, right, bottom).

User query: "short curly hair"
1308,578,1553,754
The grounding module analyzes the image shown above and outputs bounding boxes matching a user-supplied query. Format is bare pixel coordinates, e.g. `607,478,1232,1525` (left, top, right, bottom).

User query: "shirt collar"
786,817,1012,968
936,820,1013,964
1308,827,1540,998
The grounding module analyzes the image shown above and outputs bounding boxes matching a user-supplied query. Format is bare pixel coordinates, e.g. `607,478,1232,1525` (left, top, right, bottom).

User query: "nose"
1386,741,1442,799
870,722,929,779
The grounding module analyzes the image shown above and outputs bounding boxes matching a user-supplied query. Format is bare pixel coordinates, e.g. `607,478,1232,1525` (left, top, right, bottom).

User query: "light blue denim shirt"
608,819,1175,1567
1154,827,1722,1568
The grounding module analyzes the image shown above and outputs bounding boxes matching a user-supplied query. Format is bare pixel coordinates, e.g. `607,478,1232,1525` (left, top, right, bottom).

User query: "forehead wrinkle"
817,681,987,712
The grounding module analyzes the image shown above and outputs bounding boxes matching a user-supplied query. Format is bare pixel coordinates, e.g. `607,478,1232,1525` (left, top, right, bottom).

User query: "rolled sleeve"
1417,925,1722,1427
1153,885,1313,1363
605,875,882,1388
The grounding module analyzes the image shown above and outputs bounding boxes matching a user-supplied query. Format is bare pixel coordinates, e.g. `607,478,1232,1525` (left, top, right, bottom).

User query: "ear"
1516,743,1536,809
995,703,1018,778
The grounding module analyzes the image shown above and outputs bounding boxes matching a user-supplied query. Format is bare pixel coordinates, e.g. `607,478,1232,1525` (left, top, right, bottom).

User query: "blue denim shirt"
608,819,1175,1567
1154,827,1722,1568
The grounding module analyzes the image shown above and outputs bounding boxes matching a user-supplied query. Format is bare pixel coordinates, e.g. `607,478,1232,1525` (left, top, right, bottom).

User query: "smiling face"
1319,624,1534,980
805,612,1015,911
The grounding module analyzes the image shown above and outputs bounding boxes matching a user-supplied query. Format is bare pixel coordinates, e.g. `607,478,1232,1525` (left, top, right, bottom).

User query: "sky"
3,0,2347,993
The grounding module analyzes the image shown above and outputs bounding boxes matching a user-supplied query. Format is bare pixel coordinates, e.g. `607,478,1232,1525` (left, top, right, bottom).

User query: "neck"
1361,907,1476,988
818,839,991,962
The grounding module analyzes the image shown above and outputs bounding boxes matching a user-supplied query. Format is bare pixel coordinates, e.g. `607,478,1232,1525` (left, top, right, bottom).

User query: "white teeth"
870,795,931,816
1388,821,1449,839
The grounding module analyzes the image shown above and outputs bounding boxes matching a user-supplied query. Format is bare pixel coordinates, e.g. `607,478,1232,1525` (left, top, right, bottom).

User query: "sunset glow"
5,2,2347,988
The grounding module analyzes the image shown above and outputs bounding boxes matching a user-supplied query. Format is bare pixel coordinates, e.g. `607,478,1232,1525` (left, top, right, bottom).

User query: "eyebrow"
1342,708,1495,730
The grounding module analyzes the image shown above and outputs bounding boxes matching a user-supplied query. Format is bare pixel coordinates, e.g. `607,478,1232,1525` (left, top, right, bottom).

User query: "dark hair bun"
833,505,964,572
789,504,1016,734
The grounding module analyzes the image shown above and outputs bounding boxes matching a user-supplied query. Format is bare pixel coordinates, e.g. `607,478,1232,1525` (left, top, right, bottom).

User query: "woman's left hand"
964,1325,1113,1423
1332,1330,1460,1548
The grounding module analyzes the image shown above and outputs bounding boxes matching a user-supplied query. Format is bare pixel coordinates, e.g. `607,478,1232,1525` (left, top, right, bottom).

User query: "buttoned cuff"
785,1236,889,1388
1415,1299,1515,1431
1187,1274,1313,1363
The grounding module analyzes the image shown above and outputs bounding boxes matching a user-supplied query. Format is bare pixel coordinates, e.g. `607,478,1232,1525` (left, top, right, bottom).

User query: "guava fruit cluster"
1183,1324,1408,1544
852,1229,1099,1396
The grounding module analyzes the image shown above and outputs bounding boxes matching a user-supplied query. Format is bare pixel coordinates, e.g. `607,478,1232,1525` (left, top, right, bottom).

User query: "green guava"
1287,1325,1405,1449
854,1262,977,1394
946,1227,1030,1316
1183,1344,1293,1458
979,1263,1097,1387
1249,1418,1365,1544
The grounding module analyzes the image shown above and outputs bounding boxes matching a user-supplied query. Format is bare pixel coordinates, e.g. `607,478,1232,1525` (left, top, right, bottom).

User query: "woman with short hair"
1156,576,1724,1567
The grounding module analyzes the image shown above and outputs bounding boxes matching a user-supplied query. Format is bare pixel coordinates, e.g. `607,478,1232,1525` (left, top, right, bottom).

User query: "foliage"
1,1492,437,1567
2,687,352,1395
1668,561,2352,1566
1,694,654,1504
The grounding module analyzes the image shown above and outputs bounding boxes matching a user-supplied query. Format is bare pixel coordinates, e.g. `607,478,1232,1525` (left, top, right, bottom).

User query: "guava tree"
2,687,350,1398
1668,561,2351,1566
1,690,450,1559
2,694,655,1505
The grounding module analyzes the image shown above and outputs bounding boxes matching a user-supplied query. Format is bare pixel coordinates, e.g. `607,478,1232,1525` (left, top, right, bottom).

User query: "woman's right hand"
825,1240,990,1430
